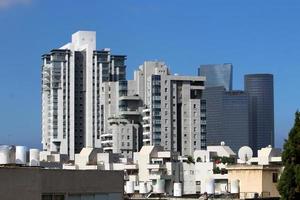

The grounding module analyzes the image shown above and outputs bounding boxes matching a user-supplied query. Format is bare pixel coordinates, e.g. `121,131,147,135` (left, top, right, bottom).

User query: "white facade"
42,31,127,160
56,144,282,197
133,61,207,155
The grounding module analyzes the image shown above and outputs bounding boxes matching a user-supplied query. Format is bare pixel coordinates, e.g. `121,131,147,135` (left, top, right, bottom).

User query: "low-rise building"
54,144,282,199
227,165,281,199
0,167,124,200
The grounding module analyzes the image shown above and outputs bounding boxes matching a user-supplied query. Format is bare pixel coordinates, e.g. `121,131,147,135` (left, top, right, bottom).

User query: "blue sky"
0,0,299,149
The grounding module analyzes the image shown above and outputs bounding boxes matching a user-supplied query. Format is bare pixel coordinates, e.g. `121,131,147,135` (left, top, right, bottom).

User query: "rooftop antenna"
238,146,253,164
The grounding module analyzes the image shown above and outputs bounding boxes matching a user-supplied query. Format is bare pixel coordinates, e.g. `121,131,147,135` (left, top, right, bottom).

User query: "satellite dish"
238,146,253,163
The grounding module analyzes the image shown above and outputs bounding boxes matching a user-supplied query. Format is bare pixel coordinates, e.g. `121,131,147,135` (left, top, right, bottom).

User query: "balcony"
119,95,141,101
143,131,151,136
143,115,151,121
142,108,151,113
101,140,113,144
100,133,113,138
143,138,151,143
103,146,113,151
120,109,140,116
142,123,151,128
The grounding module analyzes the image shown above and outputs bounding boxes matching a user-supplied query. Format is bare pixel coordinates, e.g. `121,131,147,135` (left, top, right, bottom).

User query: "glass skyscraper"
198,63,233,91
203,86,250,153
245,74,274,153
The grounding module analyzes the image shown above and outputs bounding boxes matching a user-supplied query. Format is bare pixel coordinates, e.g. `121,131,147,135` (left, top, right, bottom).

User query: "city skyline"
1,0,300,149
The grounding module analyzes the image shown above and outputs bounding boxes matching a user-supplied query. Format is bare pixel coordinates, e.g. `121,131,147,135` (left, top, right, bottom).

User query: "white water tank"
205,178,215,194
126,181,135,194
139,182,148,194
29,149,40,166
146,182,152,192
230,179,239,194
0,145,15,164
15,146,27,165
173,182,182,197
154,179,165,194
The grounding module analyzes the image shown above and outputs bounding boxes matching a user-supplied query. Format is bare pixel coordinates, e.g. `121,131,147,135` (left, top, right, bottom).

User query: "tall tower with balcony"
136,61,207,156
41,31,127,160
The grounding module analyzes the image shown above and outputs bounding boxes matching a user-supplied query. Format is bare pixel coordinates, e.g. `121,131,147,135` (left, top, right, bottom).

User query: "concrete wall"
0,167,124,200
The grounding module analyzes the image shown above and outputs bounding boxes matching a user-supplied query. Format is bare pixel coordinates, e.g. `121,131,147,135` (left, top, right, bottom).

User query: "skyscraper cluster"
42,31,274,159
199,64,274,153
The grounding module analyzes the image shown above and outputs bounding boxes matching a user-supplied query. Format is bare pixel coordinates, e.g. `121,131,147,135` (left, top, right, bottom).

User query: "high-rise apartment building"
198,64,233,91
99,80,143,159
134,62,207,156
245,74,274,153
41,31,127,159
42,31,275,160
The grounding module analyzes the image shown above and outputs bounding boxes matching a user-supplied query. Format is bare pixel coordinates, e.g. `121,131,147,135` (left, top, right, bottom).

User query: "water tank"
139,182,148,194
173,182,182,197
0,145,15,164
15,146,27,165
29,149,40,166
154,179,165,194
230,179,239,194
146,182,152,192
205,178,215,194
126,181,135,194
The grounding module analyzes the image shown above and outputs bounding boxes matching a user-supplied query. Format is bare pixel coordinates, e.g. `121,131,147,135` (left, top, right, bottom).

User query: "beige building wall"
228,165,280,199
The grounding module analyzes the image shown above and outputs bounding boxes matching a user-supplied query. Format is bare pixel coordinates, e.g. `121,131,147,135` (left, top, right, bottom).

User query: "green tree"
187,156,195,164
277,111,300,200
196,157,202,162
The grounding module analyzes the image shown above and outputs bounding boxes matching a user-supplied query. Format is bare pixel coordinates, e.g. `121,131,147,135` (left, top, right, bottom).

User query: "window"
273,173,278,183
194,104,196,109
127,135,130,140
